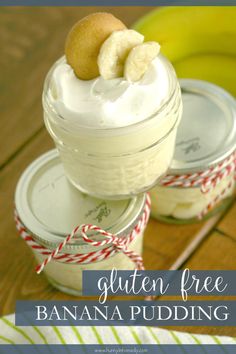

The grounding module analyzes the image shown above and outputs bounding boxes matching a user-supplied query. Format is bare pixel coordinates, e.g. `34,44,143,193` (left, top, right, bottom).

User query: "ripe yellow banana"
174,54,236,97
133,7,236,63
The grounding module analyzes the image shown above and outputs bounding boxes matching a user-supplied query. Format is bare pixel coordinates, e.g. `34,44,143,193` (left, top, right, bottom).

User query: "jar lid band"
14,194,151,274
159,151,236,219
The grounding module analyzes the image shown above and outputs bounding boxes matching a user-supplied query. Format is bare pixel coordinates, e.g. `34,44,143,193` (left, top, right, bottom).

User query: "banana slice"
124,41,160,82
98,29,144,80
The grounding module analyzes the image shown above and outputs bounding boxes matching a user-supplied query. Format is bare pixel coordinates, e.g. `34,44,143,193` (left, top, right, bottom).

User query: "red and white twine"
15,194,151,274
160,151,236,219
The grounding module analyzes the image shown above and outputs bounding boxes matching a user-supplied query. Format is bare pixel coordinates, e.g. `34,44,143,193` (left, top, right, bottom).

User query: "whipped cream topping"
50,56,170,128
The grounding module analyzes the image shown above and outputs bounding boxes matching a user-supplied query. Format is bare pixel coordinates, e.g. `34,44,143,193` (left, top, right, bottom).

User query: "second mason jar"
15,150,150,295
43,55,182,199
151,79,236,224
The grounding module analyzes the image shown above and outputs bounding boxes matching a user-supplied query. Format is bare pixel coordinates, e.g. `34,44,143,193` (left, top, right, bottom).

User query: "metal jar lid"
15,150,146,251
170,79,236,174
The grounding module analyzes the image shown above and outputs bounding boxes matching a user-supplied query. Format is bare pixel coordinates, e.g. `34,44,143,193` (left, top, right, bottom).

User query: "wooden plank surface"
217,203,236,239
160,230,236,337
0,7,236,338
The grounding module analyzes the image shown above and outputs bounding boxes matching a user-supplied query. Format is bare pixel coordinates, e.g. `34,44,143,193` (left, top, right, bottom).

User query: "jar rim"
42,55,179,135
15,150,147,251
170,79,236,174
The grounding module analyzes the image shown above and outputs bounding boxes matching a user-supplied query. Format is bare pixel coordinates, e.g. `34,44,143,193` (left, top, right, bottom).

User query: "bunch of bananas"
133,7,236,96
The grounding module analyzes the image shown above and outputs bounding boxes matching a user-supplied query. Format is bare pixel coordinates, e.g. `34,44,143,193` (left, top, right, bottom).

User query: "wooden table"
0,7,235,337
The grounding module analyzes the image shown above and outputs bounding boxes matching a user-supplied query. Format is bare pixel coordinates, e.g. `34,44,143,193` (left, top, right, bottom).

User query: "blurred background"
0,7,153,167
1,8,236,337
134,6,236,97
1,6,236,169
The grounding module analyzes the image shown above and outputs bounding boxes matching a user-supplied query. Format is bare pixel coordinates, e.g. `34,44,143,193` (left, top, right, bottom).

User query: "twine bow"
15,194,151,273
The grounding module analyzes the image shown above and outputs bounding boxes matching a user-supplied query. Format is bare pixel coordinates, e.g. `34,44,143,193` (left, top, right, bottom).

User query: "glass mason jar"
150,79,236,224
15,150,150,296
43,56,182,199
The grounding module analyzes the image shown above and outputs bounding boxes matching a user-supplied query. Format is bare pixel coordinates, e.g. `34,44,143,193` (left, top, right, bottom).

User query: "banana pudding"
151,79,236,223
43,13,182,198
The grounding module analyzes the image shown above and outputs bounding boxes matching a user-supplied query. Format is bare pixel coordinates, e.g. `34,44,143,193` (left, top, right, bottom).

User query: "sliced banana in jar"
98,29,144,80
124,41,160,82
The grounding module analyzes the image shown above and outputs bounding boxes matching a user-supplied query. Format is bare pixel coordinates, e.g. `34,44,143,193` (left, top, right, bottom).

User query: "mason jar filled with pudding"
43,13,182,199
150,79,236,224
15,150,150,295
